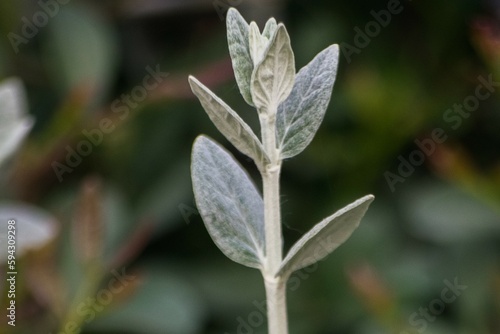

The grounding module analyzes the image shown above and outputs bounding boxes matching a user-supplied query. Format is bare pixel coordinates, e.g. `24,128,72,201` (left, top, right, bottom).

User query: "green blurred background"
1,0,499,333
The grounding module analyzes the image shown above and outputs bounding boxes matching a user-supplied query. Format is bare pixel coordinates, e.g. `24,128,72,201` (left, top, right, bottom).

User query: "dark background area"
1,0,499,333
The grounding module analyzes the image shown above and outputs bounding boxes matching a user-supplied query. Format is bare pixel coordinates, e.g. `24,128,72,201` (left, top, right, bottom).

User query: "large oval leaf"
276,195,374,278
276,45,339,159
191,136,265,269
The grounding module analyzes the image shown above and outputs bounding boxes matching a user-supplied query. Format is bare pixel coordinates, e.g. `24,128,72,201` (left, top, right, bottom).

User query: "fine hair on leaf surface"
188,76,269,171
226,8,254,106
276,195,374,278
276,44,339,159
191,135,266,269
250,24,295,112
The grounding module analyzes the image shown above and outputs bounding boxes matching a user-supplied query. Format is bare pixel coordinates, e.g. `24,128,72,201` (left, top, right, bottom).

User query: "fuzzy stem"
265,277,288,334
259,110,288,334
262,163,282,271
259,111,282,274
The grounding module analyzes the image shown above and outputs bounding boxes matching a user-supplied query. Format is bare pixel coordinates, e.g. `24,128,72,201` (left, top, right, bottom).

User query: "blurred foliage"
0,0,500,333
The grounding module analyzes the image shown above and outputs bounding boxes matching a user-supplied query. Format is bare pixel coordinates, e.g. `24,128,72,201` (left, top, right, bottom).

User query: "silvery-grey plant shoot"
189,8,374,334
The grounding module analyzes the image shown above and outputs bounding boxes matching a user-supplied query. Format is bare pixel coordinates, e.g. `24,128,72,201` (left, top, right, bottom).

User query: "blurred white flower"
0,202,58,264
0,78,34,166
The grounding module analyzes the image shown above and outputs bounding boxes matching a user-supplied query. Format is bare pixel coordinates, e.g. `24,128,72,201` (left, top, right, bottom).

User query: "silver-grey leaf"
262,18,277,40
276,195,374,278
0,78,34,166
188,76,269,170
251,24,295,113
249,22,268,66
227,8,254,106
191,136,266,269
276,44,339,159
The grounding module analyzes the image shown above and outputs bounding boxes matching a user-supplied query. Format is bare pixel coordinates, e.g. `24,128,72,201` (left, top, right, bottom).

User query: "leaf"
251,24,295,112
276,45,339,159
0,77,34,166
191,136,266,269
276,195,374,278
227,8,254,106
188,76,269,170
249,19,278,66
262,18,278,40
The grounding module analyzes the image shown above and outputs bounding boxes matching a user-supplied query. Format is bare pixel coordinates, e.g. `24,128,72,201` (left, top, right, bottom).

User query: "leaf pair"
191,134,373,275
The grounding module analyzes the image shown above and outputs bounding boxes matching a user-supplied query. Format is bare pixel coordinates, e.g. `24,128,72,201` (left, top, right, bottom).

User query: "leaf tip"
188,75,199,86
226,7,247,27
193,134,209,148
188,76,205,96
227,7,238,17
363,194,375,203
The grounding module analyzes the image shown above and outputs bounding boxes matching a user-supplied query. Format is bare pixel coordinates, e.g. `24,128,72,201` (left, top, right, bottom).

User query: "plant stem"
262,165,282,272
264,277,288,334
260,110,288,334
